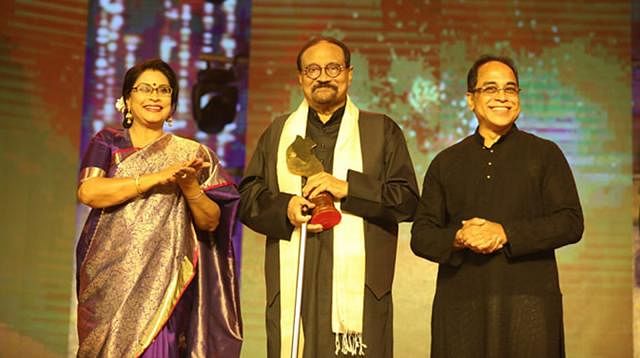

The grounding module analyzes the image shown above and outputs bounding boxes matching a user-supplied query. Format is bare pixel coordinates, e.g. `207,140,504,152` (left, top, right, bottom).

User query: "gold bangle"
134,175,143,196
186,190,204,201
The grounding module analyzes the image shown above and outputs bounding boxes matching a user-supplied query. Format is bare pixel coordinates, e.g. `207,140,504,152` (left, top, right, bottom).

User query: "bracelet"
186,190,204,201
134,175,143,196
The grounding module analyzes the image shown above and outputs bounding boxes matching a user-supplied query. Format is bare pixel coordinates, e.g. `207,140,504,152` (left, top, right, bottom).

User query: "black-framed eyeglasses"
471,85,520,97
132,83,173,97
302,63,347,80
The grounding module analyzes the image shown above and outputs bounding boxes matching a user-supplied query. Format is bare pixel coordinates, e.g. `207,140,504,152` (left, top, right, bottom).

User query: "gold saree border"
79,166,106,182
134,251,199,356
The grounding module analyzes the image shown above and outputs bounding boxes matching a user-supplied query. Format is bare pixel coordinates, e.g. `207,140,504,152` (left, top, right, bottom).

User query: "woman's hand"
172,158,219,231
153,158,210,187
173,158,211,187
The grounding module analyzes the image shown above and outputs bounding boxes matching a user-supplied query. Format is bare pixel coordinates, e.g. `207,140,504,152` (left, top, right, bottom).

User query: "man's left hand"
303,172,348,199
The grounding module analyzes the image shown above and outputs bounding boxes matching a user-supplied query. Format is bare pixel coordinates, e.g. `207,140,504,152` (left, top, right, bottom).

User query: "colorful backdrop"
0,0,638,357
242,1,634,357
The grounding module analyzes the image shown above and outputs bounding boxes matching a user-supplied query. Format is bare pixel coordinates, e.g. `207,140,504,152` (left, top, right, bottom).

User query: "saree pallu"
76,133,241,357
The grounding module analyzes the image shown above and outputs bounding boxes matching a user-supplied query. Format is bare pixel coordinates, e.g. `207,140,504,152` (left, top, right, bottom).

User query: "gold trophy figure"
286,135,342,230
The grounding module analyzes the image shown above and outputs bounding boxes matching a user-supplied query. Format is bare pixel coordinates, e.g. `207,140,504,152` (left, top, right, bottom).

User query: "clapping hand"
155,158,210,186
173,158,211,184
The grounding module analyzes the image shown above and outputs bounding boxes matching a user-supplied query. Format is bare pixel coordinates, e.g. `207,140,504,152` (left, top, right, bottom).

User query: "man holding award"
239,36,419,357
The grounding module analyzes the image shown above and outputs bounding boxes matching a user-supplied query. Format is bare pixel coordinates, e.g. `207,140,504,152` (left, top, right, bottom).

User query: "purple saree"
76,128,242,357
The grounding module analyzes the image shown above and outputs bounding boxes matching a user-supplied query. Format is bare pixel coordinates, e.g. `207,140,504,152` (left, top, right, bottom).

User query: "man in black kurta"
239,37,418,357
410,55,583,358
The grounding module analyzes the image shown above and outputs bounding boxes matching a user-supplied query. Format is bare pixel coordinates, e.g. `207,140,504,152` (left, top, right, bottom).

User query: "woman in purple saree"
76,59,242,357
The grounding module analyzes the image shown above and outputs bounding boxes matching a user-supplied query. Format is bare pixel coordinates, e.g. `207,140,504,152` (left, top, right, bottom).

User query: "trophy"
286,135,342,230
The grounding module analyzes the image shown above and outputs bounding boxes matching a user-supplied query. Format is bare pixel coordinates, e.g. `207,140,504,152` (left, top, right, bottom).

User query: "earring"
124,111,133,127
166,117,173,127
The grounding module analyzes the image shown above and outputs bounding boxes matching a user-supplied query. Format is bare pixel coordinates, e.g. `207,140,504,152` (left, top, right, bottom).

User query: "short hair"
466,55,519,92
121,58,179,127
296,36,351,72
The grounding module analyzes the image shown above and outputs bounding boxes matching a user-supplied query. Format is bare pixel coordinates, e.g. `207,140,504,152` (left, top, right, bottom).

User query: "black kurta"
410,125,583,358
239,108,419,358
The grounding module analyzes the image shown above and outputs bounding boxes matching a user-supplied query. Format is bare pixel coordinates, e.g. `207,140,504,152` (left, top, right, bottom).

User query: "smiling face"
297,41,352,114
126,70,173,129
466,61,521,137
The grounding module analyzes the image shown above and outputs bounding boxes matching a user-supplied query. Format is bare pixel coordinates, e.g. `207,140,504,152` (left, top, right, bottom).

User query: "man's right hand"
287,196,323,233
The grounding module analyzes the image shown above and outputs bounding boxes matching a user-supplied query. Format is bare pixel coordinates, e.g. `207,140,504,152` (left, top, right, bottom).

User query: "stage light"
192,57,238,134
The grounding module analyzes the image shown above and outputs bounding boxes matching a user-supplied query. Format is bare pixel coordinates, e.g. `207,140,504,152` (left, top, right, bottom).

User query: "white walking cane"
291,221,307,358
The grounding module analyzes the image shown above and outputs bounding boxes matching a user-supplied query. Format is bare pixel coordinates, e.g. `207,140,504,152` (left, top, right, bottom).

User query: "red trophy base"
309,192,342,230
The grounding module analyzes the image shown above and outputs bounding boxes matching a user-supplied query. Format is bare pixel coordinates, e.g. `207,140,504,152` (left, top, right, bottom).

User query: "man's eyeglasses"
132,83,173,97
302,63,346,80
471,85,520,97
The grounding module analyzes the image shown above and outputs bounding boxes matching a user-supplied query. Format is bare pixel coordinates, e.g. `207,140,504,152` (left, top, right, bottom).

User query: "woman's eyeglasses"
132,83,173,97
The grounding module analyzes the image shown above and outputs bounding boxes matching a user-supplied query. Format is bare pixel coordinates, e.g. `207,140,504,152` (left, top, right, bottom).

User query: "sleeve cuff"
342,169,381,206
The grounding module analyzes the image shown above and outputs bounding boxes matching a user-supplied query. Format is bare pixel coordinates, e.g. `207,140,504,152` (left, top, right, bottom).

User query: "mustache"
312,83,338,91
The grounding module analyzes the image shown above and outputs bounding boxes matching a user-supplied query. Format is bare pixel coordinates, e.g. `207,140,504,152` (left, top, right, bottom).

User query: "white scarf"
276,97,366,356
